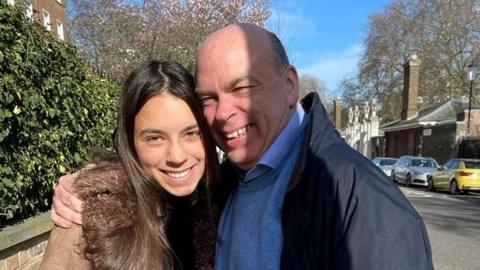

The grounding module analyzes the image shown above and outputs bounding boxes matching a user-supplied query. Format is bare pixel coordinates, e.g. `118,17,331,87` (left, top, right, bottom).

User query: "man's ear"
284,65,300,107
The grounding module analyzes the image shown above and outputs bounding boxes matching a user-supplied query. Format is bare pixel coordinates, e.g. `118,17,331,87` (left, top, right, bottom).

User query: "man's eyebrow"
195,88,213,97
194,76,260,96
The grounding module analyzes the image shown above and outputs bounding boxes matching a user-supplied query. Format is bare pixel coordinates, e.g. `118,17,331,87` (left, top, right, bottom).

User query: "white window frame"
26,3,33,19
43,10,51,31
57,20,64,41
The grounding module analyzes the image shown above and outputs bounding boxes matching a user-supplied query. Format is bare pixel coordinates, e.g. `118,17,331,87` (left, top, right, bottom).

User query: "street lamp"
466,64,478,136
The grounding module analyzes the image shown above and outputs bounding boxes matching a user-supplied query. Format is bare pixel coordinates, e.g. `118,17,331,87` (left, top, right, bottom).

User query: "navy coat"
280,93,433,269
220,92,433,269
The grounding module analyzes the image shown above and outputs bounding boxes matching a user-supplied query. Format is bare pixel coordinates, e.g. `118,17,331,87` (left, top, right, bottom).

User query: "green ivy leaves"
0,1,119,224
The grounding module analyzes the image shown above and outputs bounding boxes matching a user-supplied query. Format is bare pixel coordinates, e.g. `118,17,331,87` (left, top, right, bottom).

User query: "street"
399,186,480,270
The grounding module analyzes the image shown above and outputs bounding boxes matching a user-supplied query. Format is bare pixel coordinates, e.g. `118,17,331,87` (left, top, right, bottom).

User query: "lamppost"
466,64,477,136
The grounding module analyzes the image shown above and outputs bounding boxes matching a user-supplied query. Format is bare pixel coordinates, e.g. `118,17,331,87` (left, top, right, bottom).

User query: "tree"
68,0,272,81
342,0,480,123
299,74,328,101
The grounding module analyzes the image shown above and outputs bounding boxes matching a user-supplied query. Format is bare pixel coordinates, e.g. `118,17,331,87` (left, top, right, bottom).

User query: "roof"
381,99,480,132
445,158,480,162
399,155,435,160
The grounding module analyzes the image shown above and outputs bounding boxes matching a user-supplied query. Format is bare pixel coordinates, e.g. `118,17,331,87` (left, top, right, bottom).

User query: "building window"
43,10,51,31
26,4,33,19
57,20,64,41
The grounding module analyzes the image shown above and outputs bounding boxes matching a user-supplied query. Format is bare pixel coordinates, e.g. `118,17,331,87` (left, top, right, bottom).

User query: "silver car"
372,157,398,177
391,156,439,187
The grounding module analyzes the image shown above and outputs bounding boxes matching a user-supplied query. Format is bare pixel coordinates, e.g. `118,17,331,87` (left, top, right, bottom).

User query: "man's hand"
51,165,94,228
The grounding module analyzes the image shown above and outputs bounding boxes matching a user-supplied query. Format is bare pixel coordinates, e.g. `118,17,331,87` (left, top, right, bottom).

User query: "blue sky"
266,0,391,97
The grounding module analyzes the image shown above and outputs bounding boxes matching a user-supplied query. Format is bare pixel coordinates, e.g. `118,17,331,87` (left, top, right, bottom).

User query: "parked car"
391,156,439,187
429,159,480,195
372,157,398,176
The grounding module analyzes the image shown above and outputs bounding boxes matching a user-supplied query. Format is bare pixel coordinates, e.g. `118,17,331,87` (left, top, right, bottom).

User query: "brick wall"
420,111,480,164
385,128,422,158
459,110,480,138
422,123,458,164
1,240,48,270
33,0,66,40
0,213,53,270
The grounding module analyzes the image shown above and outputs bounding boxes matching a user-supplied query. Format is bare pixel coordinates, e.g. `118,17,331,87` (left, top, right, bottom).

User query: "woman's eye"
146,136,163,144
185,130,201,140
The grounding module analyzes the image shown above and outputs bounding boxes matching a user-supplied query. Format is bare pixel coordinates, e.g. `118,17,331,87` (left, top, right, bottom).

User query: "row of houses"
7,0,66,41
334,56,480,164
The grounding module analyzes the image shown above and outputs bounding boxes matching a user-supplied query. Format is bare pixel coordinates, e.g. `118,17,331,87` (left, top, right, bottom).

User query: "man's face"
195,27,298,170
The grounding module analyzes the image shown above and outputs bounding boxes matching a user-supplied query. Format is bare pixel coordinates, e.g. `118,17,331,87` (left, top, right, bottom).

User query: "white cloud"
296,43,364,94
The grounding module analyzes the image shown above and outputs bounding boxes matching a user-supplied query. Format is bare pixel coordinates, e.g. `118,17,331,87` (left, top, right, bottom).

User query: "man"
52,23,433,269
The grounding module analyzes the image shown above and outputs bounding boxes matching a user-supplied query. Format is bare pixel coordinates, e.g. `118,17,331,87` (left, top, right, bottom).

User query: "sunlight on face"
133,92,206,197
196,26,298,170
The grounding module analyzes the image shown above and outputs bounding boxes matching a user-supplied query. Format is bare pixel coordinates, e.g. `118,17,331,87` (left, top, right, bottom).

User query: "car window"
380,159,397,166
405,158,411,166
464,161,480,169
449,160,459,169
411,158,436,168
442,160,451,169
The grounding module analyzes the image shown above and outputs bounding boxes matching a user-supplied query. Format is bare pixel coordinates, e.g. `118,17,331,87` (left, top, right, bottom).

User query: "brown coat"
41,162,131,269
41,162,216,269
41,224,91,269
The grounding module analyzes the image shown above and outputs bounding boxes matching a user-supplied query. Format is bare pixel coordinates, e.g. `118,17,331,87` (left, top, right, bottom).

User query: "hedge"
0,1,120,225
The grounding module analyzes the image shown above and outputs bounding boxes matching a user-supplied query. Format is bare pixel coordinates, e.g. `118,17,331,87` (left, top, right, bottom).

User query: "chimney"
401,55,421,120
333,98,342,130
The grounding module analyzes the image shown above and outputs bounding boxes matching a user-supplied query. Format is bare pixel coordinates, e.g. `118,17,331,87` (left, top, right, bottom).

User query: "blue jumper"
215,119,307,270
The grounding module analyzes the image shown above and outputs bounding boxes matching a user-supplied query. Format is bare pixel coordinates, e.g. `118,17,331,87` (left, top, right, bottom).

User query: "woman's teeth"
166,169,189,179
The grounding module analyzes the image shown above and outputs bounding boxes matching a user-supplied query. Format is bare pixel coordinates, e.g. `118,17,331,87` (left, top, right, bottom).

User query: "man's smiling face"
195,24,299,170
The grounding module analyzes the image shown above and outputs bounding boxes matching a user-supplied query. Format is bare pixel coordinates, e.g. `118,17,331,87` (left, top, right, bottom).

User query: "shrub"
0,1,120,224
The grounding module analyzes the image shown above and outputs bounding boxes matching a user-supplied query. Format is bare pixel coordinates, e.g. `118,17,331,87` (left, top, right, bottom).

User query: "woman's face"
133,92,206,197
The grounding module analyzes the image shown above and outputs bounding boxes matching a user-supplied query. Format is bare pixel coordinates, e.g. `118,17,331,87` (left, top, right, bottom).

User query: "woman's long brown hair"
83,60,219,269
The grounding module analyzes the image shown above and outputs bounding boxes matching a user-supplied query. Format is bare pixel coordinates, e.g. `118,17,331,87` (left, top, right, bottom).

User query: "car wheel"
427,176,435,191
450,180,459,195
405,174,412,187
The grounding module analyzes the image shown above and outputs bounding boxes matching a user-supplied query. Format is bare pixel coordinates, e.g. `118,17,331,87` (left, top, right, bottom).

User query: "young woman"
41,60,219,270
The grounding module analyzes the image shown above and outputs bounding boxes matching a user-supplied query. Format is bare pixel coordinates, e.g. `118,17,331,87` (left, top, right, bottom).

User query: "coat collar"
281,92,343,260
286,92,342,191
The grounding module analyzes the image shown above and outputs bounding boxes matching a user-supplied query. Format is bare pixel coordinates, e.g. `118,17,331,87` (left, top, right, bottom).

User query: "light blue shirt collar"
243,104,307,182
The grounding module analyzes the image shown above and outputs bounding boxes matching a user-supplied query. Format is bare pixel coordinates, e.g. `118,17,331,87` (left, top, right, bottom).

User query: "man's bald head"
196,23,289,75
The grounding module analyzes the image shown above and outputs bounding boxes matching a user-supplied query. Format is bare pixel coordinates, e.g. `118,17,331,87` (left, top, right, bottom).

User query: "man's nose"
215,95,236,122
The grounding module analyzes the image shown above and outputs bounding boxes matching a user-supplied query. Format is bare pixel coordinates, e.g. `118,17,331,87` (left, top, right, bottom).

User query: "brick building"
381,55,480,164
382,99,480,163
7,0,66,41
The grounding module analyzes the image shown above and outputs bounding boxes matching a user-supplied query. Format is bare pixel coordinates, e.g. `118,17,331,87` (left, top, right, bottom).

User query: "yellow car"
429,159,480,195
